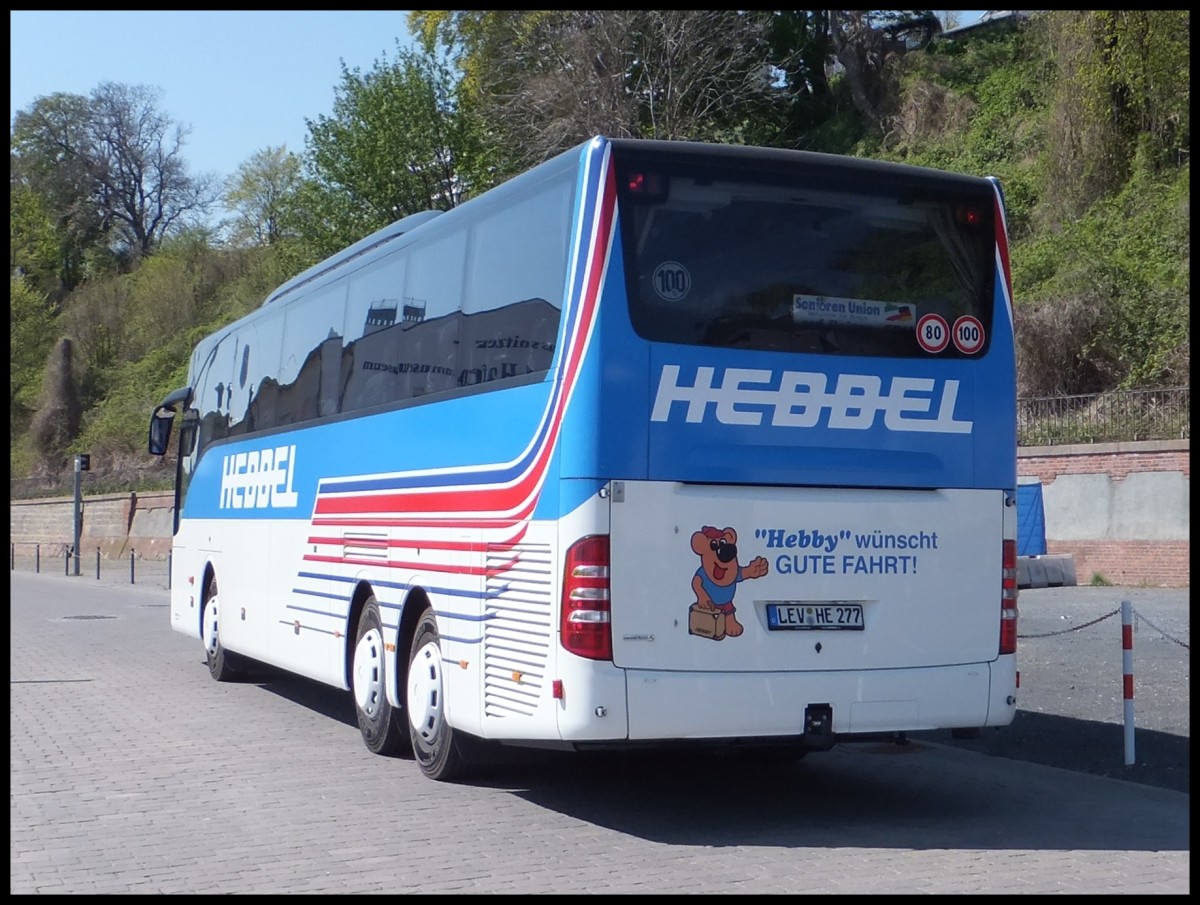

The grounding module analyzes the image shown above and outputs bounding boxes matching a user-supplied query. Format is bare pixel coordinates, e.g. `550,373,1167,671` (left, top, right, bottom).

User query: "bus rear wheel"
352,596,409,756
202,578,244,682
407,609,469,782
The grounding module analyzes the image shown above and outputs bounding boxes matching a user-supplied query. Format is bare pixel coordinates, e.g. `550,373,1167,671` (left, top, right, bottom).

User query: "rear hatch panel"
609,481,1003,672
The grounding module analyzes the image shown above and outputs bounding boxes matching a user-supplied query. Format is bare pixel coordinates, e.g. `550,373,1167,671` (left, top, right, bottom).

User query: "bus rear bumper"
623,659,1017,741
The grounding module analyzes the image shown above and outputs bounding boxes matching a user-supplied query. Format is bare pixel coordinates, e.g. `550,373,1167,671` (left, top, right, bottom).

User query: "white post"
1121,600,1135,766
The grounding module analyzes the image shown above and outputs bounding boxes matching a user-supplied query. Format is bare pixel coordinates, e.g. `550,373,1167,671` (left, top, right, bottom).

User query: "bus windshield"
614,149,995,358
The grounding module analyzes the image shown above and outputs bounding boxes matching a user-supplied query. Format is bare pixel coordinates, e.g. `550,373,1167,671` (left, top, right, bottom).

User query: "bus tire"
407,608,469,782
202,578,243,682
352,596,408,756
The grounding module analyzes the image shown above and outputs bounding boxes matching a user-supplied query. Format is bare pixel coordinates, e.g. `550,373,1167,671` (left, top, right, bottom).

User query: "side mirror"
149,386,191,456
148,406,176,456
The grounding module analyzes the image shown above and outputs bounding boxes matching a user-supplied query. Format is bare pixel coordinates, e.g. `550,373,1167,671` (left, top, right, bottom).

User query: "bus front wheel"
202,578,244,682
352,596,409,756
407,608,469,782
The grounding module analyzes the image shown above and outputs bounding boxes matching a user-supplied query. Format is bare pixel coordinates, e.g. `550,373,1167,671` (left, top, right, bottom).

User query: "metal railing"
1018,386,1189,446
10,541,170,587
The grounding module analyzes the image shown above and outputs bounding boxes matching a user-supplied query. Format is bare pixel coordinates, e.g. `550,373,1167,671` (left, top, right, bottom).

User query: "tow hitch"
803,703,835,750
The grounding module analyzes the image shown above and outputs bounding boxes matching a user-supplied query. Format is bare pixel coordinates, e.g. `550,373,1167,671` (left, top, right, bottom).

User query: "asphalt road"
9,566,1189,894
917,584,1190,794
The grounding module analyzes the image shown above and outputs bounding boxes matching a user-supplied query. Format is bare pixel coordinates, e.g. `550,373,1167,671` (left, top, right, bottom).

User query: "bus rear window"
615,151,995,359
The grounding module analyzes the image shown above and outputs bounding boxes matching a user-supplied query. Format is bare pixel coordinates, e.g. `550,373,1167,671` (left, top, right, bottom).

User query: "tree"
222,146,303,247
10,83,219,275
88,82,219,261
28,337,83,470
411,10,787,169
1038,10,1191,226
292,42,478,259
827,10,942,136
10,91,107,296
8,184,63,300
10,276,59,433
761,11,837,147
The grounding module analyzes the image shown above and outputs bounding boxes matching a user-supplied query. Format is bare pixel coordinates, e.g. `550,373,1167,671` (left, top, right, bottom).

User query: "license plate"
766,602,864,631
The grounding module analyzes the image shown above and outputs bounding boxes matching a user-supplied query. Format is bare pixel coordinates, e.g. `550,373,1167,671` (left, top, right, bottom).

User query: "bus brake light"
561,535,612,661
1000,539,1018,654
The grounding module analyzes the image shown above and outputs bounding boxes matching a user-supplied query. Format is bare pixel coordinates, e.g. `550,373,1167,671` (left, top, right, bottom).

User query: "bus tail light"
1000,539,1018,655
561,535,612,661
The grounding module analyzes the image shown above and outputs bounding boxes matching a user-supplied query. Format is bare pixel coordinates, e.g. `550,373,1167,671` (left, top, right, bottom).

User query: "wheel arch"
197,562,217,638
391,586,433,709
341,581,432,708
342,580,375,690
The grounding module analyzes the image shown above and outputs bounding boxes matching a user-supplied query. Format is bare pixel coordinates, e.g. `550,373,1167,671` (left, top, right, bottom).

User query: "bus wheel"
202,578,242,682
352,596,408,756
407,608,468,782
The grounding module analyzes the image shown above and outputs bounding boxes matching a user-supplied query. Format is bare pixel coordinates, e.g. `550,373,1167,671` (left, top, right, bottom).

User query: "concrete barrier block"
1044,557,1065,586
1018,554,1077,589
1048,554,1077,586
1020,556,1049,589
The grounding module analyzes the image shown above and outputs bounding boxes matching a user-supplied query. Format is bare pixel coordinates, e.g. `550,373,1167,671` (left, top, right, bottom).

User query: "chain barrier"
1018,607,1120,639
1133,609,1191,651
1019,604,1190,650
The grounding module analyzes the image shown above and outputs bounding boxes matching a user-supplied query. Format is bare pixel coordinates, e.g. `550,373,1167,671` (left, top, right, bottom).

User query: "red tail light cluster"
560,535,612,661
1000,539,1019,654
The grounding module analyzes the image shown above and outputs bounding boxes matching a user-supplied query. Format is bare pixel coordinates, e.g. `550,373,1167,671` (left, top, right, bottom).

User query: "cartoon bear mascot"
689,526,769,639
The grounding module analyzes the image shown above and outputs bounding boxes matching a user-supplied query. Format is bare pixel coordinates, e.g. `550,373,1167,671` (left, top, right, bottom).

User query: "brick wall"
1018,440,1189,588
10,491,175,560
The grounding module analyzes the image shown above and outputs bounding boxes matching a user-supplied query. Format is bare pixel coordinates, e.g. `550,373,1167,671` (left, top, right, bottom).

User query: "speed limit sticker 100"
953,315,985,355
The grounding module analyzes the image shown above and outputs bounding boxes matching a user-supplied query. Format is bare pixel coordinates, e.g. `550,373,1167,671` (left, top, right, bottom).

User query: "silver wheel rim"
202,594,219,659
353,627,385,718
407,639,444,744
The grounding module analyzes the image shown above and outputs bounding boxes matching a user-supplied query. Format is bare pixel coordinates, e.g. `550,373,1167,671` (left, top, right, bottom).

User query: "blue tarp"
1017,482,1047,556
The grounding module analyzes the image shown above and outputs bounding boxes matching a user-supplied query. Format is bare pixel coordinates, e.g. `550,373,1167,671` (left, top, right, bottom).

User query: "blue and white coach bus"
150,135,1019,781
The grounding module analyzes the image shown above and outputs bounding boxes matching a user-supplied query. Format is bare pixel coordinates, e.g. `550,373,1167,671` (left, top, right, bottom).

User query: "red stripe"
302,552,521,577
311,515,527,530
331,536,389,549
994,193,1014,313
1123,674,1134,699
1122,624,1133,649
308,536,516,553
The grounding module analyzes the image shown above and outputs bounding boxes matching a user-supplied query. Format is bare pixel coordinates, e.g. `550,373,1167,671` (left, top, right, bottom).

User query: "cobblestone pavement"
10,569,1189,894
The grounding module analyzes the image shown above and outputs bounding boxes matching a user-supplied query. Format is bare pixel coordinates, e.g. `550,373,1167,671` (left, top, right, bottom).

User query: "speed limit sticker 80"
952,315,985,354
916,313,949,353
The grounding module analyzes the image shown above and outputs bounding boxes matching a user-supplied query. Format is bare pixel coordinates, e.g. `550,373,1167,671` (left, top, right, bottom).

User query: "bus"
149,135,1019,782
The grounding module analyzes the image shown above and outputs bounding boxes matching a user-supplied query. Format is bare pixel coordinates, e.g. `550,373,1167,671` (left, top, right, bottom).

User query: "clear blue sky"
11,11,985,186
10,10,417,184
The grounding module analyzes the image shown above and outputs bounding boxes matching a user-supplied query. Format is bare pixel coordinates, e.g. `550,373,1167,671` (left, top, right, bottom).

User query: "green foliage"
9,276,59,431
9,186,63,299
1012,164,1189,392
300,41,473,256
222,146,304,247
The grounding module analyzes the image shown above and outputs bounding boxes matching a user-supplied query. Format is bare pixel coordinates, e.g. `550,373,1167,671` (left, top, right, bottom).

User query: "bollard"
130,552,136,585
1122,600,1135,766
36,544,40,573
96,547,100,580
65,547,70,576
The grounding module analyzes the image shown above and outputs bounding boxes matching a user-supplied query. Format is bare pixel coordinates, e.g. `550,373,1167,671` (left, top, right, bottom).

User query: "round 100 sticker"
651,261,691,301
916,313,949,353
953,315,985,354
